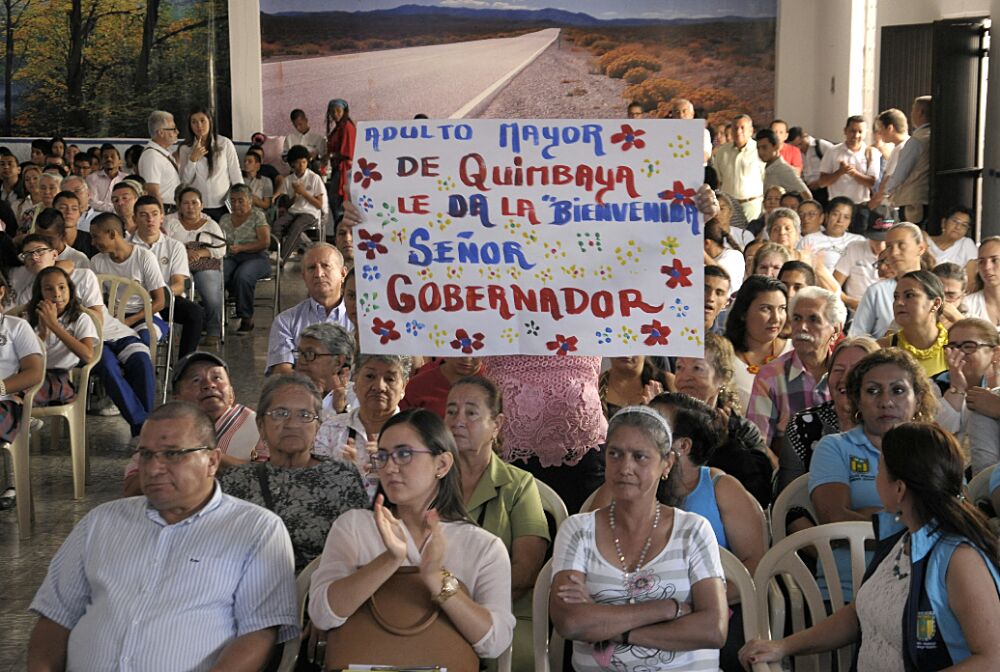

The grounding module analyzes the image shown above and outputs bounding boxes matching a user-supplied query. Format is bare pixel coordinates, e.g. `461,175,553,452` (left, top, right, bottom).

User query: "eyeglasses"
370,447,435,470
19,248,52,261
161,127,178,133
947,217,971,230
136,445,212,464
263,408,321,424
944,341,996,354
292,349,336,363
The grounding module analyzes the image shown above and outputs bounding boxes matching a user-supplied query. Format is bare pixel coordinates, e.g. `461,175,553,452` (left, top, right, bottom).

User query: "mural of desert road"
262,27,560,131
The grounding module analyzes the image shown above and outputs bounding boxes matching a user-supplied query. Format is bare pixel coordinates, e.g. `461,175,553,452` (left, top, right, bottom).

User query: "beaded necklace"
608,499,661,603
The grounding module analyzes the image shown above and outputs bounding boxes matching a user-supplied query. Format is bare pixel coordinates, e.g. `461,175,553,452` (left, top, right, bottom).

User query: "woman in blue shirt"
742,422,1000,671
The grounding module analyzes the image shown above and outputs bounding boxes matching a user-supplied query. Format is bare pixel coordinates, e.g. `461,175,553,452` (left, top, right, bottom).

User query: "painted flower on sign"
661,258,693,288
657,180,696,206
357,230,388,260
353,158,382,189
546,334,579,356
610,124,646,151
371,318,400,345
450,329,485,354
641,320,671,346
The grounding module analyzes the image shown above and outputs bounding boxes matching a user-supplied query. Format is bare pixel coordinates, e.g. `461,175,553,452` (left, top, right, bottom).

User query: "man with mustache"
123,352,264,495
747,286,845,468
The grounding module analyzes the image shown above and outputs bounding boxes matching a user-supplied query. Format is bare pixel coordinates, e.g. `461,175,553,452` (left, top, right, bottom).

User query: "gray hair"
148,110,174,137
789,285,848,328
767,207,801,235
303,241,344,267
257,373,323,418
300,323,354,361
228,183,253,199
607,405,674,459
353,353,412,380
39,172,62,187
61,175,88,194
147,401,217,449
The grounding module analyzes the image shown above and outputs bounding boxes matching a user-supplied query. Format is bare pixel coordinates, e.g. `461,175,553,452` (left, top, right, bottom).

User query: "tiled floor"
0,263,308,669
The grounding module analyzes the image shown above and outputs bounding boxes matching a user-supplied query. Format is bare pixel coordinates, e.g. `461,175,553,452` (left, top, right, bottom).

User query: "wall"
229,1,264,140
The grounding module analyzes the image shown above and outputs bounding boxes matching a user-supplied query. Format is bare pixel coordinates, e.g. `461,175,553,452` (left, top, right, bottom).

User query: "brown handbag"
324,567,480,672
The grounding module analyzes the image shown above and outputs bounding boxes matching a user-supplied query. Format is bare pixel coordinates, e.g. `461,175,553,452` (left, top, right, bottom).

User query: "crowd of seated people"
2,94,1000,672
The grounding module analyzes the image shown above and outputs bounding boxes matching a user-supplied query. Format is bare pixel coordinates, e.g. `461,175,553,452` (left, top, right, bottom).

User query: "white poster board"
354,119,704,357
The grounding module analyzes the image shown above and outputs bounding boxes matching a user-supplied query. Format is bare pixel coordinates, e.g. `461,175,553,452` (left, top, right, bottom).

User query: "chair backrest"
95,273,157,364
719,547,762,643
969,464,996,511
753,521,874,672
770,473,816,543
579,486,601,513
534,478,568,531
276,556,321,672
532,558,564,672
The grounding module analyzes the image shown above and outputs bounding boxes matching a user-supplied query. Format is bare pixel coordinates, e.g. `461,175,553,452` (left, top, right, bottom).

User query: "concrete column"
229,0,263,140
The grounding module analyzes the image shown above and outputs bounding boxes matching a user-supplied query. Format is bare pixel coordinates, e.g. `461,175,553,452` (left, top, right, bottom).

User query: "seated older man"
266,243,351,375
746,286,846,468
123,352,265,495
28,401,298,672
293,322,355,412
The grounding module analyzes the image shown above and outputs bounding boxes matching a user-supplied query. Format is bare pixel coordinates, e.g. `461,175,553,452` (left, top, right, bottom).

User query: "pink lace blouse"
484,356,607,467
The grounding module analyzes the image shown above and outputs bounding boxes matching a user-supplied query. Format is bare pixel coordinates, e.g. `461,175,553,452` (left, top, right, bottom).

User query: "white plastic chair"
531,559,563,672
752,521,875,672
969,464,996,510
770,473,816,543
31,309,102,499
534,478,568,531
277,556,321,672
719,547,782,672
96,273,161,377
579,485,602,513
3,345,45,538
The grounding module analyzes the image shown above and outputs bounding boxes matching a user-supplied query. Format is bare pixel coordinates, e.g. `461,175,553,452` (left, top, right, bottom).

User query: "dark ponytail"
882,423,998,561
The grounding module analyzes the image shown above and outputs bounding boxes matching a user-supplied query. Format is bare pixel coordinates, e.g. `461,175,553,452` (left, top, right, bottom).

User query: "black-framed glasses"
264,408,321,424
944,341,996,354
292,349,335,363
18,247,52,261
135,445,212,464
370,448,435,470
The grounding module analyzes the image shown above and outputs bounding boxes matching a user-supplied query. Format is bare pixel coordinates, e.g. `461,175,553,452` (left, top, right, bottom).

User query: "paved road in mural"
261,28,559,132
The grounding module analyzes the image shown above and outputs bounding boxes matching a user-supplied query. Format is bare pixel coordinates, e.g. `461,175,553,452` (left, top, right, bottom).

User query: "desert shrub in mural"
0,0,229,137
567,22,774,125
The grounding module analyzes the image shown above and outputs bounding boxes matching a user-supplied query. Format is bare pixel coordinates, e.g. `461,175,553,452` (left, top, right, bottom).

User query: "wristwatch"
433,568,459,605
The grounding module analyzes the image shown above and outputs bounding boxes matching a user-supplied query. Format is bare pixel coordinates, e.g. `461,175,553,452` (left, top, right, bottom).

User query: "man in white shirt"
85,143,126,213
43,200,90,269
714,114,766,220
111,179,142,236
817,116,880,204
131,195,205,356
90,212,168,344
283,108,326,168
867,108,909,212
787,126,834,204
704,213,744,294
137,110,181,211
273,144,325,263
755,129,811,200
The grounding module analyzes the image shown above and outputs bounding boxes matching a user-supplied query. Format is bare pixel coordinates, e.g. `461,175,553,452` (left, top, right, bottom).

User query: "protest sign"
353,119,704,356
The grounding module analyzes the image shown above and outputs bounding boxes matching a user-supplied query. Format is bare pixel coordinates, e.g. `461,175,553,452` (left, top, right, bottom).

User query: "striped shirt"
29,484,299,672
552,509,723,672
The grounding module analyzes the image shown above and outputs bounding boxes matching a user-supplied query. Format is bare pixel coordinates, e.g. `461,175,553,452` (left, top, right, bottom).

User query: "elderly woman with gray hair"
219,373,368,571
313,353,411,500
293,322,356,413
219,182,271,333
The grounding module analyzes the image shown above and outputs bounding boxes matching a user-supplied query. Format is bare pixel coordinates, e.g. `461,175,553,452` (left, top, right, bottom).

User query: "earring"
436,473,444,480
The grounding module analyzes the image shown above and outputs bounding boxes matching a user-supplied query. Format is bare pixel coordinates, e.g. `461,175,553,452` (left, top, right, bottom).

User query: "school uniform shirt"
280,169,325,219
130,233,191,285
834,239,880,300
802,231,865,271
0,314,43,401
91,245,166,315
283,130,326,160
42,311,98,370
137,142,180,206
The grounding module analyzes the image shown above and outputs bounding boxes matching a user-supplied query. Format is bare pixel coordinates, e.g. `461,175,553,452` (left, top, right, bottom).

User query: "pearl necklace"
609,499,661,600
